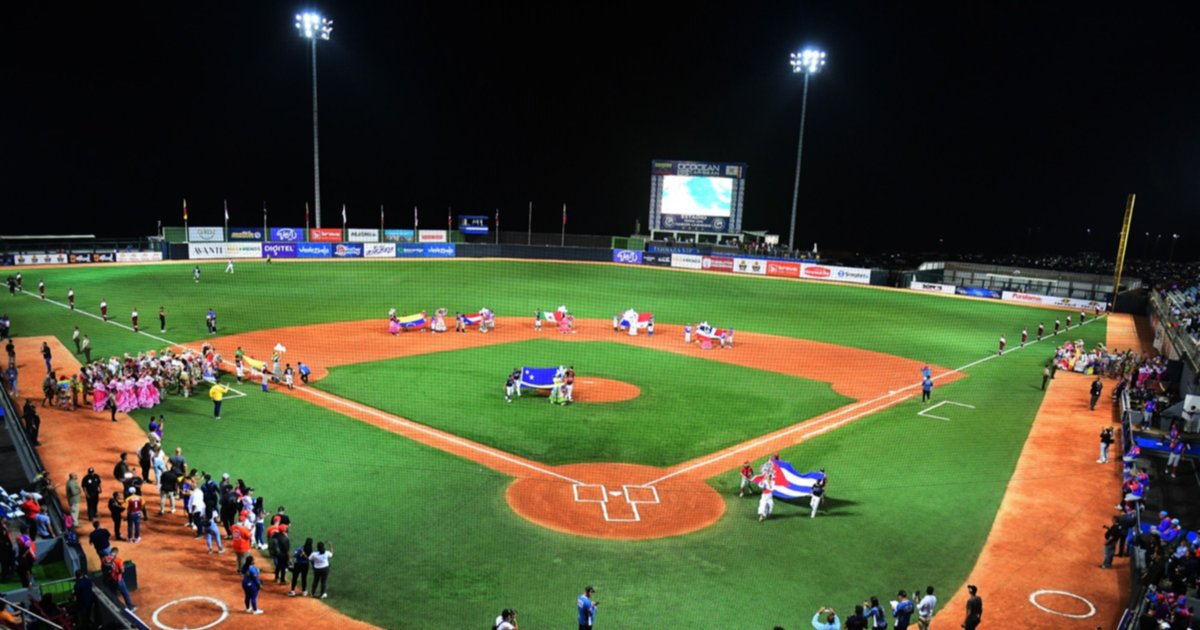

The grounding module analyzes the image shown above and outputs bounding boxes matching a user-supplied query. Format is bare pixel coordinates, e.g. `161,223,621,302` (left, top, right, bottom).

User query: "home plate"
609,490,622,496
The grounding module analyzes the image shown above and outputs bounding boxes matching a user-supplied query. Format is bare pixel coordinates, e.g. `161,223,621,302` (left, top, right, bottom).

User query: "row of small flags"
183,199,567,229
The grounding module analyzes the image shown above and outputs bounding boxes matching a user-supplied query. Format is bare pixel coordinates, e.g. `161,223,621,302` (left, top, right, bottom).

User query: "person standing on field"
962,584,983,629
100,299,108,322
158,307,166,333
1089,376,1103,411
921,376,933,404
72,326,81,353
577,586,597,630
1037,321,1045,341
738,460,753,497
309,541,333,599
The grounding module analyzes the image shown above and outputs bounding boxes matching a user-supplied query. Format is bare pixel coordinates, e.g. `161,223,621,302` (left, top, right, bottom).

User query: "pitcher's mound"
572,377,640,402
506,463,724,540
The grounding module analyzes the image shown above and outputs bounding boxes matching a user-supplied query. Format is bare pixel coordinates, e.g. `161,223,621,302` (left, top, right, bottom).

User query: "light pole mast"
787,48,826,255
296,12,333,228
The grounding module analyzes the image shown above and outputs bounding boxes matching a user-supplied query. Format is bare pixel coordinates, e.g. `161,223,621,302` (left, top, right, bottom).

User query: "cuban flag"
462,312,484,326
519,367,559,390
396,313,427,329
695,325,728,340
753,460,825,499
619,309,653,330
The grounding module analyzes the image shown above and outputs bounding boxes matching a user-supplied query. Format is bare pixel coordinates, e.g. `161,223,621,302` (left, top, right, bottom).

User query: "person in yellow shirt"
209,383,230,419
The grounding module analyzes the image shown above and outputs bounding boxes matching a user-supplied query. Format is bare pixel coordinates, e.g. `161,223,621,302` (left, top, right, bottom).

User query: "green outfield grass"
315,339,852,466
1,260,1110,628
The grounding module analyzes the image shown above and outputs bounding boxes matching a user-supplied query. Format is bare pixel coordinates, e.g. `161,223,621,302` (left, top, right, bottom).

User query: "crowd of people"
1161,283,1200,348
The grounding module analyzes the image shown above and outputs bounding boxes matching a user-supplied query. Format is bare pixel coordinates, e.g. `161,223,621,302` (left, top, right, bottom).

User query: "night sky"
3,3,1197,258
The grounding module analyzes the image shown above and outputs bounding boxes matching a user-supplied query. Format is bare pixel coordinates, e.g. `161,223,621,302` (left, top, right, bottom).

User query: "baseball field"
4,259,1109,628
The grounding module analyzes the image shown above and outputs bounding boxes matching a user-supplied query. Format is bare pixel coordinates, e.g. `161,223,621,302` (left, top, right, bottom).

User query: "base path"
10,337,382,630
195,318,962,539
936,313,1150,629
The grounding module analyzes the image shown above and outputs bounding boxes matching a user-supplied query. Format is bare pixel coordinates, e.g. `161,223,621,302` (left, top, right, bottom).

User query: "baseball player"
1020,327,1028,347
534,311,542,332
647,320,654,337
193,266,200,283
738,460,753,497
39,280,45,299
504,372,516,403
14,273,21,291
224,259,234,274
284,364,295,390
1167,438,1187,479
158,306,167,333
1066,314,1072,328
719,331,728,349
612,313,619,332
809,475,826,518
1037,322,1045,341
684,323,692,344
1053,319,1061,335
1080,309,1087,324
998,335,1006,355
131,307,139,333
68,288,75,310
235,359,245,384
100,299,108,322
757,477,774,522
565,366,575,403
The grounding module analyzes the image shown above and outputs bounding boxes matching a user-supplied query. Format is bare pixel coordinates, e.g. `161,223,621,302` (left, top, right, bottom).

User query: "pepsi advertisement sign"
297,243,332,258
262,242,297,258
333,243,364,258
270,227,305,242
612,249,643,264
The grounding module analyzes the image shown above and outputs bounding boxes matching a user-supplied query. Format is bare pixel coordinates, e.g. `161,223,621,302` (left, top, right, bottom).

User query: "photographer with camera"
811,606,840,630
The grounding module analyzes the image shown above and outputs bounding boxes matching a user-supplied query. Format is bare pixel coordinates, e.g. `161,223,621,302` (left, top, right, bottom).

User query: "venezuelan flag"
397,313,427,329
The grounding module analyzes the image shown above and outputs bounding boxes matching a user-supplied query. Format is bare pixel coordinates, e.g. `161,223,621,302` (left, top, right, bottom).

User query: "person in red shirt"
102,547,134,610
738,461,754,497
231,517,253,573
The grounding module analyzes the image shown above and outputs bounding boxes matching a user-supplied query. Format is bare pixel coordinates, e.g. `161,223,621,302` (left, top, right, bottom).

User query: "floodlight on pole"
786,48,826,255
295,11,333,228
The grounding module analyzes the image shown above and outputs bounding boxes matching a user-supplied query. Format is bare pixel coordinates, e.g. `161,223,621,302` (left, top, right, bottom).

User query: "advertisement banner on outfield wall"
115,252,163,263
671,253,703,270
261,242,298,258
69,253,93,264
363,243,396,258
333,243,364,258
1000,291,1108,312
347,228,380,243
228,228,265,241
798,264,871,284
309,228,343,242
642,253,672,267
396,244,456,258
384,229,415,243
910,281,956,295
189,243,228,259
187,226,224,242
226,242,263,258
94,252,116,263
649,244,700,255
417,230,447,243
14,254,69,265
701,256,733,272
297,243,332,258
612,249,643,264
733,257,766,275
765,260,801,278
270,227,305,242
956,287,1001,299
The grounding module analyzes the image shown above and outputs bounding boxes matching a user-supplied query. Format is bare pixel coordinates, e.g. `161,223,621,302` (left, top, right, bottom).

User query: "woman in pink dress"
92,379,108,413
118,378,136,413
145,374,160,407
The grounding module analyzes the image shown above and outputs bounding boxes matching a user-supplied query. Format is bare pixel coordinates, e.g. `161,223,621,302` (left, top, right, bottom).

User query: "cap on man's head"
585,586,595,593
87,467,94,473
222,473,230,479
898,590,907,597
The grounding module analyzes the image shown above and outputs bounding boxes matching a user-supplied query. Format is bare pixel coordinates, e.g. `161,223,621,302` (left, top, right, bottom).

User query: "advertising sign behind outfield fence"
956,287,1001,299
396,243,457,258
643,253,672,267
1001,291,1109,311
270,227,304,242
612,249,643,264
228,228,265,241
297,243,332,258
671,253,703,270
347,228,380,242
187,226,224,242
910,281,957,295
701,256,733,272
189,243,228,259
261,242,298,258
364,243,396,258
309,228,343,242
418,230,448,243
333,243,364,258
765,261,801,278
69,253,92,263
226,242,263,258
733,257,766,275
798,263,871,284
14,253,69,265
384,229,415,243
116,252,163,263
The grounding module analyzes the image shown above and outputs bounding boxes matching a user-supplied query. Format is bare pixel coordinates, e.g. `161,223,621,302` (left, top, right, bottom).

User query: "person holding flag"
757,475,774,522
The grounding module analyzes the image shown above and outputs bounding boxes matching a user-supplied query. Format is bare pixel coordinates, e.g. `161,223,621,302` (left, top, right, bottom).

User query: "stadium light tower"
787,48,826,255
296,11,333,228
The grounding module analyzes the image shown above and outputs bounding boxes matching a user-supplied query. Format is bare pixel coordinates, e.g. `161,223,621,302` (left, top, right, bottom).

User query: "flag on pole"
263,201,267,220
562,203,567,226
342,204,347,225
223,200,229,222
447,206,452,230
413,206,418,230
305,202,310,231
183,198,189,222
380,204,385,226
495,208,500,230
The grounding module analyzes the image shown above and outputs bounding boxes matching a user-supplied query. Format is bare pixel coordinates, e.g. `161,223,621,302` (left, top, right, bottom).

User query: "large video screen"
660,175,733,217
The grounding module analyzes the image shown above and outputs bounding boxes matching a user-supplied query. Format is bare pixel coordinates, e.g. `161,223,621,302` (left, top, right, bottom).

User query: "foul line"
917,400,976,422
